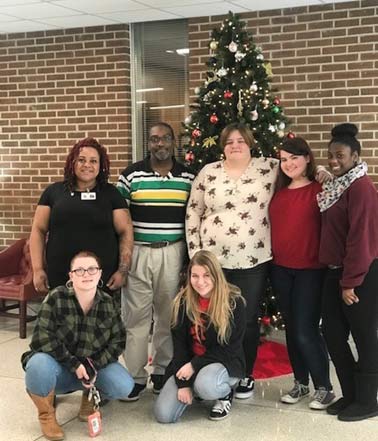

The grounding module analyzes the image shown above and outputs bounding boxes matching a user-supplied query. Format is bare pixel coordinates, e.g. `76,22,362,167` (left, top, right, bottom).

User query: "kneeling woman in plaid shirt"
21,251,134,441
154,250,246,423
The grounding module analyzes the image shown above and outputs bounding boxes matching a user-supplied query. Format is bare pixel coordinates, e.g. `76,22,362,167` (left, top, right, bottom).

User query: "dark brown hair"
275,137,316,191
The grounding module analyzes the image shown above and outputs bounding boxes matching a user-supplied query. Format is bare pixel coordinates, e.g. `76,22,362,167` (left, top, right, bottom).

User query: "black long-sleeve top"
165,296,246,389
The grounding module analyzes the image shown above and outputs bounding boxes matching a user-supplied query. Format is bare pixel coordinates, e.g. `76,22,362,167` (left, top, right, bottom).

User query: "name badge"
81,192,96,200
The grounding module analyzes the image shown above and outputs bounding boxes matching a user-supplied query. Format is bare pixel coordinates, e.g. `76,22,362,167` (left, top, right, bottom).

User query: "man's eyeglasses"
70,266,100,276
149,135,173,144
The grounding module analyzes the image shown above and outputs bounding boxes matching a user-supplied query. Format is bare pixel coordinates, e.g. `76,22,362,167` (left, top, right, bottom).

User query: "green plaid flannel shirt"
21,286,126,373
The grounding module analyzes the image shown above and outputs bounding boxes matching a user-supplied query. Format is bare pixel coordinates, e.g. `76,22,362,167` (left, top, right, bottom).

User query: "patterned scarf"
317,162,368,212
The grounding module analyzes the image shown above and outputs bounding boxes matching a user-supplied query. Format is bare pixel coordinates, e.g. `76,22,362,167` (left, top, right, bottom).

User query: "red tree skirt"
252,339,292,379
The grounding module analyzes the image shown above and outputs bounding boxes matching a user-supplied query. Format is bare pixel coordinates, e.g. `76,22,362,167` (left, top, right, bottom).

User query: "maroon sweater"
269,181,323,269
319,175,378,289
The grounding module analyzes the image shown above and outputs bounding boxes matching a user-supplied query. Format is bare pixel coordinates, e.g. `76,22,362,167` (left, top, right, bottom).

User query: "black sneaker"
235,376,254,399
150,374,164,394
119,383,146,402
209,391,233,421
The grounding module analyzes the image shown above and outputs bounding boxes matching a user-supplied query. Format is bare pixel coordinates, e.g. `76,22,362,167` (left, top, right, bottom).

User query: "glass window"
131,19,189,161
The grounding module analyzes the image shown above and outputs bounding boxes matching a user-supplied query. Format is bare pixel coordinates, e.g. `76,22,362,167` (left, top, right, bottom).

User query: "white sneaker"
309,388,336,410
281,381,310,404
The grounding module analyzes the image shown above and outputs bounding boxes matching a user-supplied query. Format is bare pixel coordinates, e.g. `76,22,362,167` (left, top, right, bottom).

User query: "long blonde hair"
172,250,243,345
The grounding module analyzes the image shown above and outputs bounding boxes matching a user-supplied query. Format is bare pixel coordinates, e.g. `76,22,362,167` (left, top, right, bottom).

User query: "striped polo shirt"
117,157,195,243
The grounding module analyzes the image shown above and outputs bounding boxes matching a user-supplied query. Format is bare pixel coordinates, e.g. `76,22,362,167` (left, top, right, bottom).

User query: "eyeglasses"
70,266,100,276
148,135,173,144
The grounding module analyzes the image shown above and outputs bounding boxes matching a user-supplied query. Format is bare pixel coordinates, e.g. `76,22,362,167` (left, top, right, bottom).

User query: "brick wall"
0,24,131,248
188,0,378,182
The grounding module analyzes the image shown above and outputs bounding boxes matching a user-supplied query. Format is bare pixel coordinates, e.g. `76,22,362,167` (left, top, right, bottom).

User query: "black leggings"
322,259,378,399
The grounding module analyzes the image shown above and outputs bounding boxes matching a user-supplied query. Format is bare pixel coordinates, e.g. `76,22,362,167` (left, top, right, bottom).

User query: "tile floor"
0,304,377,441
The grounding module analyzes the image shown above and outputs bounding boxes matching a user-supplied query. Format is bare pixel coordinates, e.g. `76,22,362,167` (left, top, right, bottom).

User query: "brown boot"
28,390,64,441
78,390,98,422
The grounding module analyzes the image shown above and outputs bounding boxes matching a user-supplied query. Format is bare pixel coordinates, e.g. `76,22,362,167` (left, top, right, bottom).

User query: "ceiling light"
136,87,164,93
149,104,185,110
176,48,189,56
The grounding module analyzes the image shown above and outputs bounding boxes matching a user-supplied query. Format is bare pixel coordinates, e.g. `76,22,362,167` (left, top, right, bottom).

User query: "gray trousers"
154,363,238,423
122,241,186,383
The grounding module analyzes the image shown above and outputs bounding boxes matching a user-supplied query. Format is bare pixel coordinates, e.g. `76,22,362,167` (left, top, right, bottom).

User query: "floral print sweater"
186,158,279,269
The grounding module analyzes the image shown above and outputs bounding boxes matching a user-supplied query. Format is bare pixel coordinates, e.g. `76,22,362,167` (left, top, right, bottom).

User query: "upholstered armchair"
0,238,43,338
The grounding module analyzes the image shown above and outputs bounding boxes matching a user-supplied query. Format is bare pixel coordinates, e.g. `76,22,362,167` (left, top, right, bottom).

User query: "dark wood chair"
0,238,43,338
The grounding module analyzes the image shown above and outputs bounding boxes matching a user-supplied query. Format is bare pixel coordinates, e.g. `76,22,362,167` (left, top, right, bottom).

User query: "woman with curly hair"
30,138,133,294
154,250,246,423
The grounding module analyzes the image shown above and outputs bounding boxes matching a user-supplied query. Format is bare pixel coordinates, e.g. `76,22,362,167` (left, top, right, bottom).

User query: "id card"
81,192,96,200
88,411,102,437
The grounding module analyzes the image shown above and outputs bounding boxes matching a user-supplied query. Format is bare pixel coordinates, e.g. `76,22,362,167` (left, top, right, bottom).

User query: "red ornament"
287,131,295,139
210,114,218,124
261,316,271,326
185,151,194,162
192,128,201,138
224,90,233,99
273,97,281,105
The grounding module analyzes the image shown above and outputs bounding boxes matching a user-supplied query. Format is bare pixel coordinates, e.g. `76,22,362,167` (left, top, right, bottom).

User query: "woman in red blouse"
269,137,335,410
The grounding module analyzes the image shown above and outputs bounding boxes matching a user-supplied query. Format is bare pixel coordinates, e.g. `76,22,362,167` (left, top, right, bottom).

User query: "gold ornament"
202,136,218,148
264,62,273,77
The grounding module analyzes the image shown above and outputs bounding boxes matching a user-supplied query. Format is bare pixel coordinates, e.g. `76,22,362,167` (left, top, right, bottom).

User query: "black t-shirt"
39,181,127,288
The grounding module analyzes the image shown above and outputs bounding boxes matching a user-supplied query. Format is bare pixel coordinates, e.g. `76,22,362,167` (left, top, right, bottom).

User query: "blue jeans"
223,263,268,376
25,353,134,399
154,363,238,423
270,264,331,389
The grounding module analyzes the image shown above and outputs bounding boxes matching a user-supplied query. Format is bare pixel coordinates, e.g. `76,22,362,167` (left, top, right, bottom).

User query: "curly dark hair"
63,137,110,191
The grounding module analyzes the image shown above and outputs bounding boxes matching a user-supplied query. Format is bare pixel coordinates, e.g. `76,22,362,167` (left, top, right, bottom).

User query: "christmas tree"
183,11,286,333
183,11,290,172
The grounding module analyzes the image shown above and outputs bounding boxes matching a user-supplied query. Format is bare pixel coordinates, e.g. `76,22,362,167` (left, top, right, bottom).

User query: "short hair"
63,137,110,192
219,122,255,151
328,123,361,155
70,250,102,270
276,137,316,191
149,122,175,140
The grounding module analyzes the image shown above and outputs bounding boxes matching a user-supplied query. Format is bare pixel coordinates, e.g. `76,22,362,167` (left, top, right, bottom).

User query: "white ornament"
184,115,192,125
268,124,276,133
228,41,238,53
194,87,200,95
278,122,286,130
217,67,227,77
235,51,246,62
256,53,264,61
277,130,285,138
262,98,270,108
251,110,258,121
250,83,258,92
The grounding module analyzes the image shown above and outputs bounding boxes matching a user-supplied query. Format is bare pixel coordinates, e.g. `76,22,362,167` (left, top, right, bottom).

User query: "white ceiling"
0,0,349,34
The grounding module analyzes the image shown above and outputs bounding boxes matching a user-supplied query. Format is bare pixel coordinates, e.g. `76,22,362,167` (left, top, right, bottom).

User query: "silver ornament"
251,110,258,121
250,83,258,92
184,115,192,125
235,51,246,62
278,122,285,130
228,41,238,53
217,67,227,77
210,40,218,50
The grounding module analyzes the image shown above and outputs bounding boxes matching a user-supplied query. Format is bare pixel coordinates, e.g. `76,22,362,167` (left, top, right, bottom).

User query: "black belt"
137,239,183,249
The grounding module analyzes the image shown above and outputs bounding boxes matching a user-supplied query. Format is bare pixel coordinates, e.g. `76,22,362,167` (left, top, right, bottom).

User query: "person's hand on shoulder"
33,269,49,293
315,165,333,184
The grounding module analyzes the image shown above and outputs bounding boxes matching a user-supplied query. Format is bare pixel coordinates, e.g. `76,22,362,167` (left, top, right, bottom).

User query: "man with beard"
117,122,195,400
